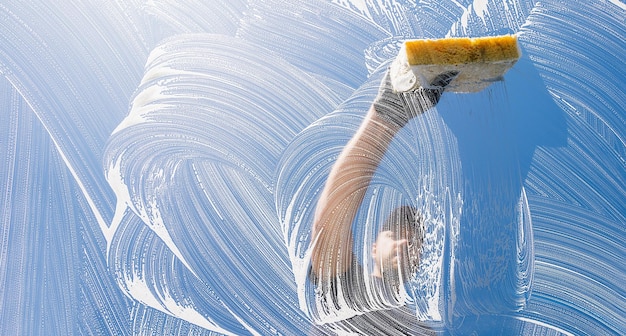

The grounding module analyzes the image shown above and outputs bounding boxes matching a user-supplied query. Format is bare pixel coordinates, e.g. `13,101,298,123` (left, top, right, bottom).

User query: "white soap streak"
122,273,228,333
110,211,248,335
515,1,625,334
238,0,388,88
412,1,471,39
331,0,373,19
334,0,474,44
516,187,534,300
0,1,154,333
329,0,418,35
0,80,80,335
0,1,140,240
473,0,490,22
449,0,537,36
106,137,196,277
608,0,626,10
144,0,247,36
104,33,343,334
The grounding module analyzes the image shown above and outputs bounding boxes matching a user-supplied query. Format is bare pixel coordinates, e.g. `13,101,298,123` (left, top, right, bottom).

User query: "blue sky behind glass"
0,1,624,335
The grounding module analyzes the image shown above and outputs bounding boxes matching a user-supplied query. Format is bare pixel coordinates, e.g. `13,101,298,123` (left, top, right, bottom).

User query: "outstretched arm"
310,71,456,279
311,105,400,278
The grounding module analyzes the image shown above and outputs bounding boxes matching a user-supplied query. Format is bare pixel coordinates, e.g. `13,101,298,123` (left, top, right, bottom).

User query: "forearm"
311,106,400,276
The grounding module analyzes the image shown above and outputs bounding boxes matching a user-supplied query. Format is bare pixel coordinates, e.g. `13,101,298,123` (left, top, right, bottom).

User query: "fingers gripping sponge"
390,35,521,93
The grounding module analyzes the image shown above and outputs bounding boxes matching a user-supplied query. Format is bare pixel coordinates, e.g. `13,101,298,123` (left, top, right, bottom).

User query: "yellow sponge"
390,35,521,93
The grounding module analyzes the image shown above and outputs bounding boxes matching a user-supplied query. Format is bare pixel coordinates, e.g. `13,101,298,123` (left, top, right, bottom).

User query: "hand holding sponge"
390,34,521,93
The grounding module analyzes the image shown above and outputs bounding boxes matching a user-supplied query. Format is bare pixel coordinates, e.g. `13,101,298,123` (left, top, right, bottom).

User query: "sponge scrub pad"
390,35,521,93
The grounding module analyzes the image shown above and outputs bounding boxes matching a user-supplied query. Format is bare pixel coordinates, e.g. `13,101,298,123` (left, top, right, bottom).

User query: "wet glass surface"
0,1,623,335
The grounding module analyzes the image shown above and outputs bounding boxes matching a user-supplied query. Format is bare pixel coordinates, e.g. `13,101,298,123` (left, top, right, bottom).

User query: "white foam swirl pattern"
104,34,343,334
0,0,623,335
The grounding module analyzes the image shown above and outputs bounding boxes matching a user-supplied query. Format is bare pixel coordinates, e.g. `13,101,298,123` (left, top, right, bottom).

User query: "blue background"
0,1,623,335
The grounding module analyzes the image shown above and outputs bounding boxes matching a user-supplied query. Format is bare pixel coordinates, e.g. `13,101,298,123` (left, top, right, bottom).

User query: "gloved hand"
373,70,458,128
